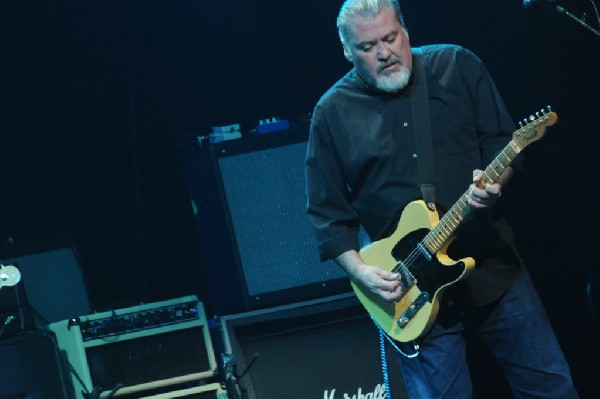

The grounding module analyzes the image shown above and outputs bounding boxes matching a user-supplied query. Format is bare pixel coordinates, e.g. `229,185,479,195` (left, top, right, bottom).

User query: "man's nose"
377,43,392,59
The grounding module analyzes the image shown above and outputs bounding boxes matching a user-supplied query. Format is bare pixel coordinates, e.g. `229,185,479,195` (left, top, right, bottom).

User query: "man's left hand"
467,169,502,208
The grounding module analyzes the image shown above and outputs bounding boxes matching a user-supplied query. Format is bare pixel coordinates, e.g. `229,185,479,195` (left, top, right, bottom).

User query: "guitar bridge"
397,291,430,329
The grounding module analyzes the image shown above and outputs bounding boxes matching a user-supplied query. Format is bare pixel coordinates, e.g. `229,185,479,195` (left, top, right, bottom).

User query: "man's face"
343,5,412,92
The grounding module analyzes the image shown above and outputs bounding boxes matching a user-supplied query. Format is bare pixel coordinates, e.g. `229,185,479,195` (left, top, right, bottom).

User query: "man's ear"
343,45,353,62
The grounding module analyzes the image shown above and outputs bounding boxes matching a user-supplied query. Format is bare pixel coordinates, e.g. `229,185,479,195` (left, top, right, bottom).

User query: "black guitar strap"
410,48,437,207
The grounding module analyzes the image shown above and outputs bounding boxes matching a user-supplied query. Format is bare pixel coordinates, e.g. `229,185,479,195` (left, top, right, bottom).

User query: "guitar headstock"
0,264,21,288
513,106,558,150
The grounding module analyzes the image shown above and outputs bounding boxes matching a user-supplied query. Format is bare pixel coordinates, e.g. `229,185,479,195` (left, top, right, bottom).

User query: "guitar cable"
372,316,420,399
371,316,420,359
378,327,393,399
372,317,421,399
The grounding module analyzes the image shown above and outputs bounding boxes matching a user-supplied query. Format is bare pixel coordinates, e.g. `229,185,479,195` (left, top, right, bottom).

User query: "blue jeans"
396,268,579,399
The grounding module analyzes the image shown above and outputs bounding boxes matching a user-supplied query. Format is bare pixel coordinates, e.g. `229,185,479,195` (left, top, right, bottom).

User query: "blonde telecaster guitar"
353,107,557,342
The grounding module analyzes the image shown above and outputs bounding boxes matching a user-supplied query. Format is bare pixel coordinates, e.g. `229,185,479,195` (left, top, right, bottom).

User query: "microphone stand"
555,4,600,37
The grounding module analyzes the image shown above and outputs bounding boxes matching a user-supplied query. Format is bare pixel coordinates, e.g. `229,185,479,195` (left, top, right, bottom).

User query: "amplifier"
216,293,408,399
49,295,218,399
0,330,72,399
183,128,349,315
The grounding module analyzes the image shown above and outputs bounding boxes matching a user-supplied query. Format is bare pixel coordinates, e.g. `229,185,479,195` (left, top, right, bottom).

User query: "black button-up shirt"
306,44,525,305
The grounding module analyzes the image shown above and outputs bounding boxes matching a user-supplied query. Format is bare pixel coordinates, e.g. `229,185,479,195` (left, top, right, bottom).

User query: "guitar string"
371,118,540,352
399,116,537,267
407,138,518,259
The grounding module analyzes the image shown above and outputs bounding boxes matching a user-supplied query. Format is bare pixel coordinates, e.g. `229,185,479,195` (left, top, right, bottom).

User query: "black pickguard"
391,228,465,299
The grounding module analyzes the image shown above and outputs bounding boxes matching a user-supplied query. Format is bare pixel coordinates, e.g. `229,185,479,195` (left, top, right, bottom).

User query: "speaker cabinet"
183,128,349,315
2,243,90,327
0,330,72,399
49,295,218,399
216,294,408,399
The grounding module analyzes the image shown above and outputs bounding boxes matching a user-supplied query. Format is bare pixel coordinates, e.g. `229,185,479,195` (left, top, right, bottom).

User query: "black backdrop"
1,0,599,397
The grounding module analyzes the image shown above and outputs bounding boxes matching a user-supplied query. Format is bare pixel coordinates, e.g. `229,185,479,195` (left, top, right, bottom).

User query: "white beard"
376,65,411,92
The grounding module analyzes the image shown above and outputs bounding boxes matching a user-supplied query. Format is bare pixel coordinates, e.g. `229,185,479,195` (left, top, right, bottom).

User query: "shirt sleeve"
305,104,361,261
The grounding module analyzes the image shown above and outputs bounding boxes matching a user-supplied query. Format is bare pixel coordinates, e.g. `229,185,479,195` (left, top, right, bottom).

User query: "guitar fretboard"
421,109,555,254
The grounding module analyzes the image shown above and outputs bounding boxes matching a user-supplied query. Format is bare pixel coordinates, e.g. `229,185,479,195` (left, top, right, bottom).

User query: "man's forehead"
346,8,402,44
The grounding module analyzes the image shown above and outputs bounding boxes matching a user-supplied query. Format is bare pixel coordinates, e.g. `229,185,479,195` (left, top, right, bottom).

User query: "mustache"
378,59,403,73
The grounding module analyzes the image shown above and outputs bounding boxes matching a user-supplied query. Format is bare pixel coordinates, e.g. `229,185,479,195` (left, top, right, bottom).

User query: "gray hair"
336,0,406,45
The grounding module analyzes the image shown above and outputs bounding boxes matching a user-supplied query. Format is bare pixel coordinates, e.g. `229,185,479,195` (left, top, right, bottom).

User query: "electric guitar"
0,264,21,289
353,106,557,342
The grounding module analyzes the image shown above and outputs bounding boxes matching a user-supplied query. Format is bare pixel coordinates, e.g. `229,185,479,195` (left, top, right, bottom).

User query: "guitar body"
353,200,475,342
350,108,556,342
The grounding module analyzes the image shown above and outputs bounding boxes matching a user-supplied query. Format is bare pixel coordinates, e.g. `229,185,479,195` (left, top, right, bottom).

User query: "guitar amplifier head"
49,295,218,399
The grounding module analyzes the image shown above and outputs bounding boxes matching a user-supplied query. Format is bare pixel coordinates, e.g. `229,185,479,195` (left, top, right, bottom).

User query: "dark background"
1,0,599,397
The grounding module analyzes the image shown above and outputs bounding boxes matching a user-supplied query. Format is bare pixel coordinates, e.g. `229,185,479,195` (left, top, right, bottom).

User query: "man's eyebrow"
356,39,376,47
356,30,399,47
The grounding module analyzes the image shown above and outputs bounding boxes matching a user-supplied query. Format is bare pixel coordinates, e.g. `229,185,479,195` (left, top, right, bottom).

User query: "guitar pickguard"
390,228,466,330
392,228,466,300
354,200,474,342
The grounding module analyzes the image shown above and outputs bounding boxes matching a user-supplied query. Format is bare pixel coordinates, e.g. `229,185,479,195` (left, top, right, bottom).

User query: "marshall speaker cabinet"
182,127,350,315
49,295,220,399
215,293,408,399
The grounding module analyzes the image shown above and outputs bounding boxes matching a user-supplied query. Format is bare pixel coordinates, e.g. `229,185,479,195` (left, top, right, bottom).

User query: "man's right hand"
335,249,402,302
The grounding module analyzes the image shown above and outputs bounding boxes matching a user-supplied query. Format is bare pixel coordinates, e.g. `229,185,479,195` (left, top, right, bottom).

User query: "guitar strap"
410,47,437,207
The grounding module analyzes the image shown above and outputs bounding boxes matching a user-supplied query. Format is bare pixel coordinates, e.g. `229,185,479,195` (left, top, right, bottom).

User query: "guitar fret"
498,151,512,165
494,158,507,170
431,231,444,247
482,171,494,183
509,143,521,160
423,123,536,254
429,228,444,249
422,134,518,264
486,165,501,180
440,222,452,237
426,199,466,252
446,214,459,229
494,159,505,170
425,137,519,253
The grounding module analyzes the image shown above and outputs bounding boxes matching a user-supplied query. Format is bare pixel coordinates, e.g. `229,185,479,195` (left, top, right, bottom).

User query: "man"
305,0,580,397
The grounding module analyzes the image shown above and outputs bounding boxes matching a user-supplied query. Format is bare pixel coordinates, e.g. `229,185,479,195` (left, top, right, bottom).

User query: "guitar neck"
419,107,556,254
422,136,522,254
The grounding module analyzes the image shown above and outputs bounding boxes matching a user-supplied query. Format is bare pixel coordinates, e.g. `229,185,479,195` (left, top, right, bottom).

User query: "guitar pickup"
396,261,416,297
397,291,430,329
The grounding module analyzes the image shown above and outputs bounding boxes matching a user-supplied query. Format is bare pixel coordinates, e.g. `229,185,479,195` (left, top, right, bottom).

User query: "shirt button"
403,122,409,127
412,153,418,159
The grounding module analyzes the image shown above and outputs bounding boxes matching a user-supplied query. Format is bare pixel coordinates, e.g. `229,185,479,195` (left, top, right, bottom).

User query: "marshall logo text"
323,383,386,399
